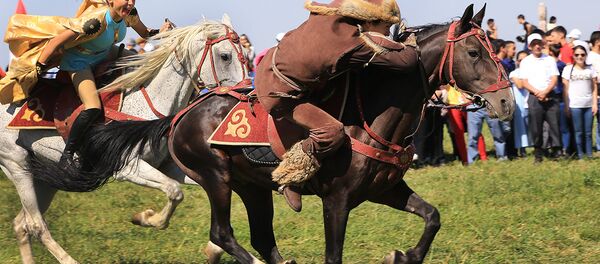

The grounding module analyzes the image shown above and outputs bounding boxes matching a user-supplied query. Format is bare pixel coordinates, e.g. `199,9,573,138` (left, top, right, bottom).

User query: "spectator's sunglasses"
574,53,587,57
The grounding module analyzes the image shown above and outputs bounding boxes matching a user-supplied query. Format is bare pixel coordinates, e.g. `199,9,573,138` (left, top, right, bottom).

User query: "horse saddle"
7,65,124,140
204,75,350,164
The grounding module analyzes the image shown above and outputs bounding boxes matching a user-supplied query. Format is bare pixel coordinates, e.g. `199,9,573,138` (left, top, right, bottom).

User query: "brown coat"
255,14,418,116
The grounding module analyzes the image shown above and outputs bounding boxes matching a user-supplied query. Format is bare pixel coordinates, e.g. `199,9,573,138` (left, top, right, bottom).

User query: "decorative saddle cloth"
7,70,123,140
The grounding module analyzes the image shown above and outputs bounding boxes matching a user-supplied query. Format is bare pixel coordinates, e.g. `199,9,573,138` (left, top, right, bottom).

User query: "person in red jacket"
255,0,420,212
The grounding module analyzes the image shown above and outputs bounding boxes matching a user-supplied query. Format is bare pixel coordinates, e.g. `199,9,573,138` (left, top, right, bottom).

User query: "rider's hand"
159,18,175,33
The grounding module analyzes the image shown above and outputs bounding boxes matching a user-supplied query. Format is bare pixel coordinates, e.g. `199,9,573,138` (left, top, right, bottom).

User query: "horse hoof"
204,241,224,264
278,260,297,264
382,249,420,264
131,209,156,227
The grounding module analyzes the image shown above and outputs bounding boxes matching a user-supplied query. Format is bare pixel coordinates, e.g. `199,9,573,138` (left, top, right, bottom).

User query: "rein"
196,25,249,88
350,20,511,169
431,21,511,111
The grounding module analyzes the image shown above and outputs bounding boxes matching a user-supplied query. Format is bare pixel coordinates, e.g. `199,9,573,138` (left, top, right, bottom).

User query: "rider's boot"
279,185,303,212
59,108,103,166
273,141,320,212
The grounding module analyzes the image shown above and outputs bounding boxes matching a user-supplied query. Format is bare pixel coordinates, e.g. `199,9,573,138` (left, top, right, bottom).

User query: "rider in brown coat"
254,0,419,212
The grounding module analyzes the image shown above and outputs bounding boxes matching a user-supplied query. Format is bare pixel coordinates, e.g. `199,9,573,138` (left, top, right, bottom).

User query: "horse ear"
221,14,233,28
457,4,474,35
472,4,487,27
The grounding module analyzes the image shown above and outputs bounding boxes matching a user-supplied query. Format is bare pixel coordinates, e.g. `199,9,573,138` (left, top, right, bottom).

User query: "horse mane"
409,22,451,41
102,20,226,92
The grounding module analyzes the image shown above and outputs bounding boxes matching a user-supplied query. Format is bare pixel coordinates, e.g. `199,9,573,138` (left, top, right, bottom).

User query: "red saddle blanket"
205,78,348,158
207,97,271,146
7,72,123,139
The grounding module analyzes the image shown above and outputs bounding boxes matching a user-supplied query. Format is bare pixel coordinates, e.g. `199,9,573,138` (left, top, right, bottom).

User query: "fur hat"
305,0,401,24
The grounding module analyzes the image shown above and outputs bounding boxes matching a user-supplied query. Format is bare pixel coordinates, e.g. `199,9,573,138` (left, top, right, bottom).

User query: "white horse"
0,16,248,264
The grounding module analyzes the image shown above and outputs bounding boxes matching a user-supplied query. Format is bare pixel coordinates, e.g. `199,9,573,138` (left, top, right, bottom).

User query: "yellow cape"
0,0,140,104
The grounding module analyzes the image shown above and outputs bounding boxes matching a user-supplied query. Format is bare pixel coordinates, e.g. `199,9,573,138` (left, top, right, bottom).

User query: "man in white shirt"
587,31,600,151
519,34,561,162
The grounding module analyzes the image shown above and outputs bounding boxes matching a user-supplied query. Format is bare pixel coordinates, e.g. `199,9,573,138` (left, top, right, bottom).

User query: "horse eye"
468,50,479,58
220,53,231,61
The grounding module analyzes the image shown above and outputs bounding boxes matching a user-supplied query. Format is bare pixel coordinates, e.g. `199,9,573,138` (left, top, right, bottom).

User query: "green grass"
2,156,600,263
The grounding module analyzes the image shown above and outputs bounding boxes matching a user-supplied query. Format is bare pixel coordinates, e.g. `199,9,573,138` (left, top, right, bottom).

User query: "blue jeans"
467,108,506,163
597,100,600,151
559,102,571,150
571,107,594,158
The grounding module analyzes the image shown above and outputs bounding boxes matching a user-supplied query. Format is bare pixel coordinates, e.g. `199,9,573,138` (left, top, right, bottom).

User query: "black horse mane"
409,22,451,40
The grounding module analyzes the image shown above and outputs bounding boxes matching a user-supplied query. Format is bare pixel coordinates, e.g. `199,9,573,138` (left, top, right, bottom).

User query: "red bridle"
438,21,511,95
196,25,251,89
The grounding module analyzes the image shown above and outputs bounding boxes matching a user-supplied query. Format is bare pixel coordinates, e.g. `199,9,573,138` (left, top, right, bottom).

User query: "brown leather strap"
350,138,414,171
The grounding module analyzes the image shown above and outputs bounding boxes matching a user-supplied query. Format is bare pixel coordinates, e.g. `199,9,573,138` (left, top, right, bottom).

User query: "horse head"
193,14,249,88
445,4,515,120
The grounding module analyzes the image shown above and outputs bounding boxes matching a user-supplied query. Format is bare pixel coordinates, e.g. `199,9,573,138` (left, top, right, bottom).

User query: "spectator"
567,29,582,44
0,67,5,79
136,37,148,54
520,34,561,162
486,18,498,40
125,38,137,54
498,40,517,73
496,39,517,158
547,16,557,31
466,106,508,164
511,51,532,156
551,26,574,64
516,14,537,44
587,31,600,151
563,45,598,159
548,44,573,155
414,88,446,167
240,34,256,72
445,85,488,165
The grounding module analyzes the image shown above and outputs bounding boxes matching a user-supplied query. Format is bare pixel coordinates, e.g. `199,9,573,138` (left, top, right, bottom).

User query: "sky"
1,0,600,68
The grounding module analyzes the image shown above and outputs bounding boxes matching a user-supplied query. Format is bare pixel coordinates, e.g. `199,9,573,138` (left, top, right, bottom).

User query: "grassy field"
1,154,600,263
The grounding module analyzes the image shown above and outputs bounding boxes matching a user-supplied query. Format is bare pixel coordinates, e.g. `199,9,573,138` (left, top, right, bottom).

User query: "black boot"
59,108,103,166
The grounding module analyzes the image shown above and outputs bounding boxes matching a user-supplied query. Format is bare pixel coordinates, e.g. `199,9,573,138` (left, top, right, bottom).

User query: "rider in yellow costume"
0,0,171,164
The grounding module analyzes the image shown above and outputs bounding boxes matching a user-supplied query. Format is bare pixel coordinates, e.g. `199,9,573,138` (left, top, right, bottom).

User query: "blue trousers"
597,100,600,151
559,102,571,150
467,108,506,163
571,107,594,158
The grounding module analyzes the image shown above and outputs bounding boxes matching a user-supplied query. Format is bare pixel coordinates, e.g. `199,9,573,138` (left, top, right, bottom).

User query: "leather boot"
280,185,303,212
59,108,103,166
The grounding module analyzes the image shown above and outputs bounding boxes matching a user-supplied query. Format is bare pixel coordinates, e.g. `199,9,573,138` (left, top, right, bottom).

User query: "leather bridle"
438,21,511,97
195,25,250,90
350,20,511,169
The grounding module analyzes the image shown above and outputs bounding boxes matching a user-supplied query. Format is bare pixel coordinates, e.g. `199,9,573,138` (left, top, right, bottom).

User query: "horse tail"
27,116,175,192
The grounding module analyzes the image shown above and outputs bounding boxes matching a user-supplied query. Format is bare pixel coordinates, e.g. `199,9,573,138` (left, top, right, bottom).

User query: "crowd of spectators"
414,14,600,167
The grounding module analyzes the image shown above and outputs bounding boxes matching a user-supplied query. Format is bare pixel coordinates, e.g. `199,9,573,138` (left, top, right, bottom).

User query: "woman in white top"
510,51,531,155
563,45,598,159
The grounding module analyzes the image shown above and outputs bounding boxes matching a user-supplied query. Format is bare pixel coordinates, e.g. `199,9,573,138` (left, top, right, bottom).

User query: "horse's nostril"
500,99,510,114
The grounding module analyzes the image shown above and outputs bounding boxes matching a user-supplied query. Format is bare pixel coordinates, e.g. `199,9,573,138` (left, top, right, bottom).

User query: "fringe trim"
305,0,400,24
359,32,388,55
272,142,320,185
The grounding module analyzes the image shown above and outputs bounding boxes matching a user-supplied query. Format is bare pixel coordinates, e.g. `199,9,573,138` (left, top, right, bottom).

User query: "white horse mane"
103,20,227,92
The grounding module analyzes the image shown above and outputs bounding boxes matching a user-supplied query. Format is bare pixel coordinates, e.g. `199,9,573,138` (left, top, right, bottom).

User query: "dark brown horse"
166,5,514,264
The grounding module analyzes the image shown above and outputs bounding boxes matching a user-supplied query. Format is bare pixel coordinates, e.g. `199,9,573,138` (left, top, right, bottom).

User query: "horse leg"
2,161,77,264
322,194,351,264
370,181,441,264
200,169,265,264
234,184,294,264
115,160,183,229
